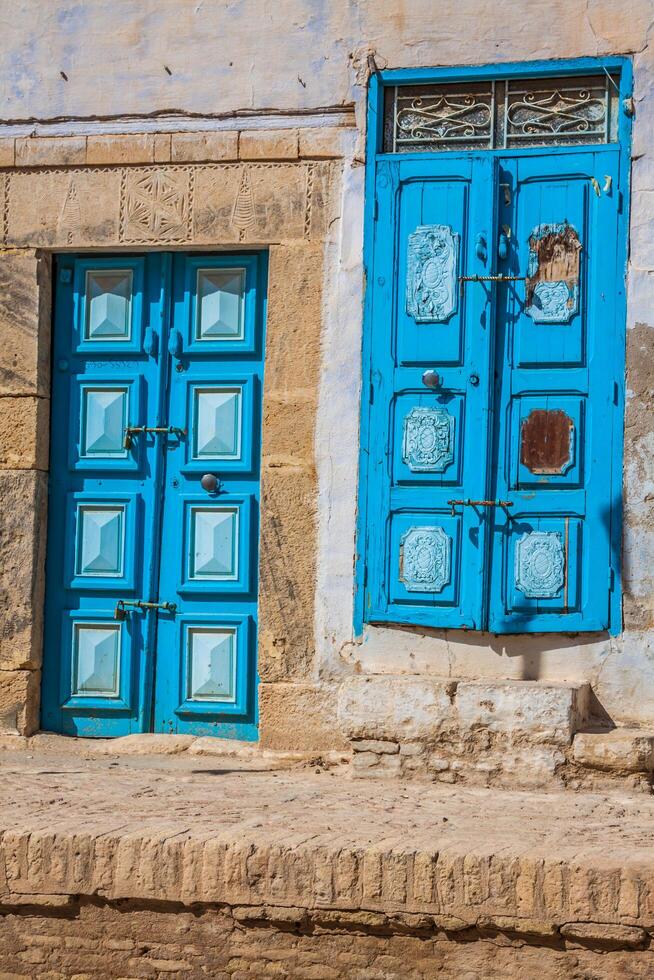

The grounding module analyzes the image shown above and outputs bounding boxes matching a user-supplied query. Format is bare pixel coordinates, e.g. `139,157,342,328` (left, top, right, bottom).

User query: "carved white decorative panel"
402,406,454,472
406,225,459,323
187,626,237,702
193,387,242,460
85,270,132,341
76,505,125,577
72,622,120,697
81,387,128,457
400,526,451,593
515,531,565,598
196,269,245,341
190,506,238,580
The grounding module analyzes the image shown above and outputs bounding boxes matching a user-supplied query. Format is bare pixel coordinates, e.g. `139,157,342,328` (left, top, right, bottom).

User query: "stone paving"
1,736,654,943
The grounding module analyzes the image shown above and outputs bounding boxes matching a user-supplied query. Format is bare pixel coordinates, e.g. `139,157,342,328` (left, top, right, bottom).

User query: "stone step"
337,676,654,791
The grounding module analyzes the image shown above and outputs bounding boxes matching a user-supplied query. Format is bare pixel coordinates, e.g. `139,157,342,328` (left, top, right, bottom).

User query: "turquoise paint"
356,57,632,636
42,252,266,738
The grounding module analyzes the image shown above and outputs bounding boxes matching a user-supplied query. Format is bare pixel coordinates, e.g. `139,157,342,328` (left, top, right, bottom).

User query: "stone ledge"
573,728,654,773
0,126,353,170
1,746,654,943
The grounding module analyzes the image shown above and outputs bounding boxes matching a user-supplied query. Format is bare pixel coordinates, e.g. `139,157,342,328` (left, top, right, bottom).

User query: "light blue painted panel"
81,386,128,457
76,505,124,576
190,506,239,580
72,621,121,698
86,269,133,341
187,626,236,701
196,268,245,341
193,386,242,459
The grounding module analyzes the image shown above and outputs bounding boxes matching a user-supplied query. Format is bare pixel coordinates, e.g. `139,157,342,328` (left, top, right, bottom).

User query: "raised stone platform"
1,737,654,976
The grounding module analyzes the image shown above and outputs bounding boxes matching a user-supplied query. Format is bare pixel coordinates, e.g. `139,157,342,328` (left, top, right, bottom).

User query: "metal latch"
459,274,525,296
447,498,514,517
123,425,186,450
114,599,177,620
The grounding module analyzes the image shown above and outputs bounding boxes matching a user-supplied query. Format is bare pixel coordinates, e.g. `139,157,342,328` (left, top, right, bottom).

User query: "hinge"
373,198,379,221
369,381,375,404
608,566,615,591
617,190,624,214
614,381,620,405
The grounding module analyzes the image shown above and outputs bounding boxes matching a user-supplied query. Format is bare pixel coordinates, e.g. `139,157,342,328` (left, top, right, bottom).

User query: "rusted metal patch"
525,223,581,323
520,409,574,474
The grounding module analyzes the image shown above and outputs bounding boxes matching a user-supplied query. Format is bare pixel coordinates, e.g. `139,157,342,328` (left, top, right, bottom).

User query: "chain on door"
42,253,265,737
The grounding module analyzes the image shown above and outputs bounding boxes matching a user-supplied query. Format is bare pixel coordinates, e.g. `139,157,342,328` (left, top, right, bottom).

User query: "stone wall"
2,896,654,978
0,126,353,745
0,0,653,749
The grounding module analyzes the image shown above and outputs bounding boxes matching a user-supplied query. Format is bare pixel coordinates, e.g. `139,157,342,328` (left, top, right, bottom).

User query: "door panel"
43,252,265,738
488,150,621,632
365,156,497,630
153,254,263,737
43,255,167,736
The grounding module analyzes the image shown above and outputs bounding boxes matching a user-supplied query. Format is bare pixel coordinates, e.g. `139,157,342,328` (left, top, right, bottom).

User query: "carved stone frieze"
2,161,326,249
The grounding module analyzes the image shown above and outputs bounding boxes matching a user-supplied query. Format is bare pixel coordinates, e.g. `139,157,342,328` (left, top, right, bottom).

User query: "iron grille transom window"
383,74,619,152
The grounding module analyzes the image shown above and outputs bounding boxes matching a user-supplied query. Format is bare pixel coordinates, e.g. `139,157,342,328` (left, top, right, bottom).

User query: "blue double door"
364,146,625,632
42,252,266,738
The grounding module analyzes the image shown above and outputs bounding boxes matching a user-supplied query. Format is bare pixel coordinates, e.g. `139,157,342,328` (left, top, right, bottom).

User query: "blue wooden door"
152,255,263,737
487,149,623,631
362,147,625,633
364,156,498,629
42,253,265,737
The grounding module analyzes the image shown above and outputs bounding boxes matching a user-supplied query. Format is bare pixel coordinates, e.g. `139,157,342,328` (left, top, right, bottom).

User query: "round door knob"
422,370,442,389
200,473,219,493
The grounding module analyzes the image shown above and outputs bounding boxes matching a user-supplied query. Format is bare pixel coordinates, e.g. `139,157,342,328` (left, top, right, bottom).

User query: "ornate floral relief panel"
406,224,459,323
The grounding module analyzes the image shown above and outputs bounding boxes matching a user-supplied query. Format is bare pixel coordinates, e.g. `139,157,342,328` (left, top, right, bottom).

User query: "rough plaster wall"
311,1,654,730
2,1,652,122
1,0,653,732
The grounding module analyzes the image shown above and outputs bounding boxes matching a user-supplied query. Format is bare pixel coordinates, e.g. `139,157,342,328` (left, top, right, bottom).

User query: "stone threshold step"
1,746,654,946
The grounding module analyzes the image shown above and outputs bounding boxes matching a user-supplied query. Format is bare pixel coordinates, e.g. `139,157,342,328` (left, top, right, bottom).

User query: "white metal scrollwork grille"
383,74,618,152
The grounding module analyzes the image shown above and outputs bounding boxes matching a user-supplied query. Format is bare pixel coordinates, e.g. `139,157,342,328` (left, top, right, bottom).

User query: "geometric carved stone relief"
120,168,193,243
525,223,581,324
406,224,459,322
3,162,322,248
402,406,454,472
400,525,451,592
515,530,565,598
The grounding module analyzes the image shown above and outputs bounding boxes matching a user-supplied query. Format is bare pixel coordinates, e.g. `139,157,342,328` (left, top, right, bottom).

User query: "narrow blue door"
363,155,498,629
42,255,168,736
42,252,265,737
153,254,265,738
487,149,623,631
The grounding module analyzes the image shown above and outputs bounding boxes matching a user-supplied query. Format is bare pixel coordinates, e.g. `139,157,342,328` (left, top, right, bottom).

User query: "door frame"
355,56,633,637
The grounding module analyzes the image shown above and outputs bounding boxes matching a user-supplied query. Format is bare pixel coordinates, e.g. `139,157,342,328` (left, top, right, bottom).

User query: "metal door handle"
114,599,177,620
200,473,221,494
168,329,183,358
144,327,158,357
422,370,441,389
